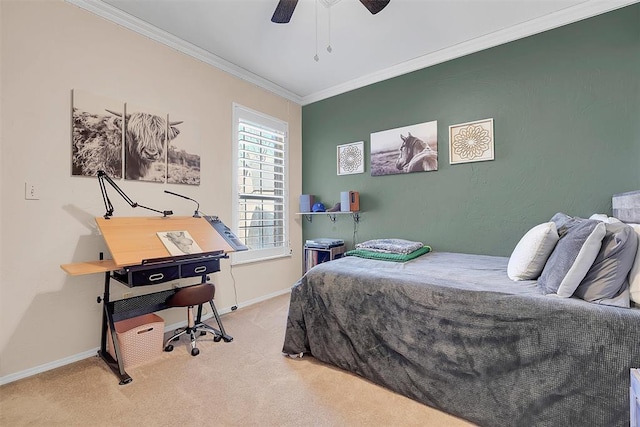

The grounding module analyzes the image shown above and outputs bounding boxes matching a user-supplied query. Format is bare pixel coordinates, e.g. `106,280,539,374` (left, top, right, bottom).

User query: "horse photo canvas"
370,120,438,176
167,113,200,185
71,89,124,178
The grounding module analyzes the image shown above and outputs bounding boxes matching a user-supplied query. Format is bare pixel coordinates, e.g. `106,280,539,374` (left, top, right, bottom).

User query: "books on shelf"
304,241,346,272
305,238,345,249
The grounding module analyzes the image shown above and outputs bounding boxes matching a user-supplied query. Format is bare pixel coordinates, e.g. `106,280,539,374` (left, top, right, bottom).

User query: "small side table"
304,244,346,273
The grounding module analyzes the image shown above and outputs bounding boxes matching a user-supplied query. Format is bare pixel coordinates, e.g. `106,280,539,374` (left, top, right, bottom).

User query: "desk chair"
164,283,222,356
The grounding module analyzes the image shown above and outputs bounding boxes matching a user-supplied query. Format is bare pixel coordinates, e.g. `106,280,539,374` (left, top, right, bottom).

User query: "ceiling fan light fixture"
318,0,342,7
271,0,389,61
271,0,389,24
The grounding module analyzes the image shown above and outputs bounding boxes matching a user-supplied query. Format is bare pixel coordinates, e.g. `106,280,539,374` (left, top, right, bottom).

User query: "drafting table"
61,216,235,385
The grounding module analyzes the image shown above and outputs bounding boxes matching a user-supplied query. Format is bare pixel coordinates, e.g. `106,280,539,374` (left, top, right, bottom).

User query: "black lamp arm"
97,170,173,219
164,190,200,218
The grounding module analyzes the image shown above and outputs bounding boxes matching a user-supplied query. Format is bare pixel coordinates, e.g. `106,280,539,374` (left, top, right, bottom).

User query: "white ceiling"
70,0,637,105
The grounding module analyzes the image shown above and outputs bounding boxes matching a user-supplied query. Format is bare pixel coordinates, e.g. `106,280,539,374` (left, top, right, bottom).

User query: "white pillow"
628,224,640,304
508,222,559,281
589,213,622,224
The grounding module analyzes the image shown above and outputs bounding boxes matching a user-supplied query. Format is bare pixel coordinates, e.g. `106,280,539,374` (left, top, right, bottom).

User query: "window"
231,104,289,264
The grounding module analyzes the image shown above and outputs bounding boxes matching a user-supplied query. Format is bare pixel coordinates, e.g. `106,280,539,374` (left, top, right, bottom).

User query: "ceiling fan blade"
359,0,390,15
271,0,299,24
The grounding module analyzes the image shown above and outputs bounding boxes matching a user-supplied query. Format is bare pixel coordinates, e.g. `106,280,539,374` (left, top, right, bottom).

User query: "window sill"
230,251,293,266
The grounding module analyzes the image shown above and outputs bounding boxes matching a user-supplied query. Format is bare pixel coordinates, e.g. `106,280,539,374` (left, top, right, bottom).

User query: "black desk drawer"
133,265,180,285
112,252,225,287
181,259,220,278
113,265,180,287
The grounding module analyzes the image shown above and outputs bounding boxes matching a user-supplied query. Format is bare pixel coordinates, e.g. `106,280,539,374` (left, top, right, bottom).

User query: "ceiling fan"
271,0,390,24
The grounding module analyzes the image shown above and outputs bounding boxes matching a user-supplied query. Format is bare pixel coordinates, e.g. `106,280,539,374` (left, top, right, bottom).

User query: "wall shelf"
296,211,360,223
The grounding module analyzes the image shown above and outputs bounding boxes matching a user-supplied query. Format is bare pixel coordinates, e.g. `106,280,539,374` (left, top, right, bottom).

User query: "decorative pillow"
589,213,622,224
589,213,609,222
549,212,574,237
573,222,638,305
537,218,606,297
507,222,559,281
628,224,640,305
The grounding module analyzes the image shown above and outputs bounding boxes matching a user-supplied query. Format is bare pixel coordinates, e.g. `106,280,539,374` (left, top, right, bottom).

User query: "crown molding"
67,0,637,107
65,0,305,105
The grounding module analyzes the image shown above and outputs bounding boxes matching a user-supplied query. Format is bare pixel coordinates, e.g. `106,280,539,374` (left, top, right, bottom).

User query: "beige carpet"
0,293,475,426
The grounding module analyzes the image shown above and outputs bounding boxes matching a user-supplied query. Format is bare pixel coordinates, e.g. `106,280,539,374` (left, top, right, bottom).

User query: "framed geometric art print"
449,118,494,164
337,141,365,175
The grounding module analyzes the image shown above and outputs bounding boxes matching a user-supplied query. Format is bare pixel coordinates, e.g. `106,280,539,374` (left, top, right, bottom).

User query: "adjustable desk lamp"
97,170,173,219
164,190,200,218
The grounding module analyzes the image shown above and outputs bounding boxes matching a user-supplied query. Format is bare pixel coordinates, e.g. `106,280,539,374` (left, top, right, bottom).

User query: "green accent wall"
301,4,640,256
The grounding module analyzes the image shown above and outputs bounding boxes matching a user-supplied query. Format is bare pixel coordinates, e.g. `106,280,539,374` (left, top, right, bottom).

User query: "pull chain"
314,0,319,61
327,6,332,53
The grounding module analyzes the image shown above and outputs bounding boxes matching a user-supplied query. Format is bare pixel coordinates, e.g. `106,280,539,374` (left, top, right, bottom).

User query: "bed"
282,224,640,426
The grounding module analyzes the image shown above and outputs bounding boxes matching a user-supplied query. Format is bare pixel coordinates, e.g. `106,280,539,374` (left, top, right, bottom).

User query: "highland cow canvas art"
123,103,175,183
71,89,124,178
71,90,199,184
167,113,200,185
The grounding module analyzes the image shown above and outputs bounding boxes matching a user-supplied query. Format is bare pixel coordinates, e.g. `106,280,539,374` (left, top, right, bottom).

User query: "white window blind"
231,104,289,265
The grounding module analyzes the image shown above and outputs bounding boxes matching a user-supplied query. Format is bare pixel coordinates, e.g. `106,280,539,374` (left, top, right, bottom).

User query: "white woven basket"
107,313,164,368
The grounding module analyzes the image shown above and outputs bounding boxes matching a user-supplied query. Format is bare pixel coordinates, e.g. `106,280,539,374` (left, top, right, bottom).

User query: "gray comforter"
282,252,640,427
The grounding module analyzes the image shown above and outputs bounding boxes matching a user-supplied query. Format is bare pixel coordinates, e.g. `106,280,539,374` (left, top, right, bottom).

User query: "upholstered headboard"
612,190,640,223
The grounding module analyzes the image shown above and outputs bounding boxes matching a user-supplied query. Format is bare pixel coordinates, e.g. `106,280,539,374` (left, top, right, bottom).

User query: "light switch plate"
25,182,39,200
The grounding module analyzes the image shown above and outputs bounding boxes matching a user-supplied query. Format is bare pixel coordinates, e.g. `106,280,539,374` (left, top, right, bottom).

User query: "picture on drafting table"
157,231,203,255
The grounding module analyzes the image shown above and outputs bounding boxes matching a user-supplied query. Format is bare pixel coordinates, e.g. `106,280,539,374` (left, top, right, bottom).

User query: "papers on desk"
157,230,203,256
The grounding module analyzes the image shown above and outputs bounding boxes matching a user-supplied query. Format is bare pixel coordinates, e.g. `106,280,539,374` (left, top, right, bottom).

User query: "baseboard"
0,349,100,386
0,289,291,386
229,287,291,311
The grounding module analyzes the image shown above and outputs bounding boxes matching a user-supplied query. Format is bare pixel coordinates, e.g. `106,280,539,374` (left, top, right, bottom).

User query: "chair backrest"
166,283,215,308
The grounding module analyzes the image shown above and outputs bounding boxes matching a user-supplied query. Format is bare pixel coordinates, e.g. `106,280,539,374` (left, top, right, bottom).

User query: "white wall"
0,0,303,380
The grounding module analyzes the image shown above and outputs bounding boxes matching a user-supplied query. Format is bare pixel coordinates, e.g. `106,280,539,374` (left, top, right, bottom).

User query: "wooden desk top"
61,259,118,276
61,216,235,276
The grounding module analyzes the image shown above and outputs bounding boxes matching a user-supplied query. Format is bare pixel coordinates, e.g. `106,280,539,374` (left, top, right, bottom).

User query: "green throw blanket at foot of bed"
345,245,431,262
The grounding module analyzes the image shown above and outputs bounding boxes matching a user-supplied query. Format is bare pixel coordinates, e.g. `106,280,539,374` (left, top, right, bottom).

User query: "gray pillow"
573,222,638,305
537,217,606,296
549,212,582,237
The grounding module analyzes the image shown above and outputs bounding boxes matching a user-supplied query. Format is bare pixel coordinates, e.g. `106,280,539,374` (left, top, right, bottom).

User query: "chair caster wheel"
214,335,222,342
164,345,174,352
191,348,200,356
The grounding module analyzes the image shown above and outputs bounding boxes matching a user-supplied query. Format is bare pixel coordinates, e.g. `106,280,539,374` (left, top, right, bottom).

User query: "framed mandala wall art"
337,141,365,175
449,118,494,165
